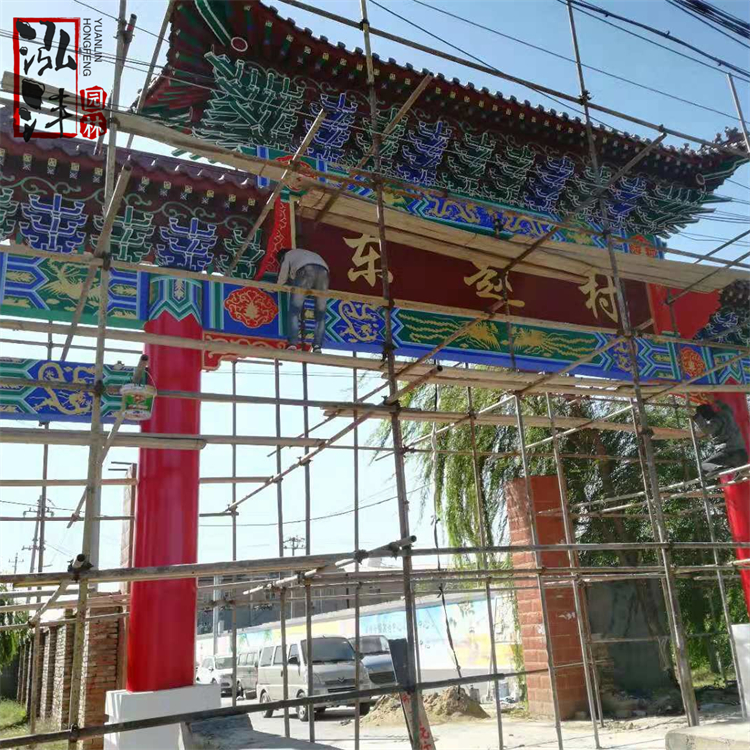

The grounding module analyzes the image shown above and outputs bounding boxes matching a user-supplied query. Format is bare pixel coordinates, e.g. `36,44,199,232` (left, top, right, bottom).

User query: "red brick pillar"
506,475,588,719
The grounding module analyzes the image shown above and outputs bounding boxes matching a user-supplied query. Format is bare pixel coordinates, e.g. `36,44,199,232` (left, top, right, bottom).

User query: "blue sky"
0,0,748,579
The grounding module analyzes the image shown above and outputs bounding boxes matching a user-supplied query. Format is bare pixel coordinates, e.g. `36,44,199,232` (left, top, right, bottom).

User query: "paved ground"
218,697,743,749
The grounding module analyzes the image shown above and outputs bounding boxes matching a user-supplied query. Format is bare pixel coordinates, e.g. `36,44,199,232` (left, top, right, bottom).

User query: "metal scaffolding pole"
280,588,291,737
231,361,239,708
305,580,315,743
275,361,285,558
465,382,504,750
565,0,699,726
360,1,422,744
66,6,129,744
513,393,565,750
545,394,603,741
353,351,362,750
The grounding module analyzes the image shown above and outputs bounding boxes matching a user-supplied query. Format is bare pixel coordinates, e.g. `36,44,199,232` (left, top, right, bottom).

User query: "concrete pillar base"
104,684,220,750
733,623,750,715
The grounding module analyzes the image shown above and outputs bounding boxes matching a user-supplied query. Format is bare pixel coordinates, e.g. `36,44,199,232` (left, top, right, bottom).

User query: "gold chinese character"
463,263,525,308
578,273,619,323
344,234,393,287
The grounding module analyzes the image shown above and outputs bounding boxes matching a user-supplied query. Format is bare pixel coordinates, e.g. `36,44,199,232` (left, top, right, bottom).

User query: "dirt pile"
363,687,489,726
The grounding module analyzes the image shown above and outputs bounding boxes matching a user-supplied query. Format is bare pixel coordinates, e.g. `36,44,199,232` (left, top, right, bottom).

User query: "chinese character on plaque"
464,262,525,308
344,234,394,287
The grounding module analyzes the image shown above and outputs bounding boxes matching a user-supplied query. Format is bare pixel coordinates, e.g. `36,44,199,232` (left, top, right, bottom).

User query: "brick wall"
77,604,122,750
506,475,588,719
51,619,75,729
40,626,58,718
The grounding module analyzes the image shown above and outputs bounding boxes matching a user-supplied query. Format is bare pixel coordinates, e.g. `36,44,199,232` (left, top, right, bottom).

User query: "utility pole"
282,536,305,557
8,553,20,575
282,537,305,620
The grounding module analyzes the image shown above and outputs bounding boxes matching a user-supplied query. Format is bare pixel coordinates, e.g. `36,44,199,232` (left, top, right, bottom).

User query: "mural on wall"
194,593,518,674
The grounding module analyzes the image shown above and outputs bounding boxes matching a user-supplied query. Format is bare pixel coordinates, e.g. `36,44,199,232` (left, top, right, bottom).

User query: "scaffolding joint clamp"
93,379,106,397
102,253,112,271
69,723,81,742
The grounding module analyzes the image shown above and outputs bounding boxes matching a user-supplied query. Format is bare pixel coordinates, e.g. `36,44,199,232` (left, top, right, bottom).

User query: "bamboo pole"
125,0,174,150
565,0,699,725
273,0,747,158
465,381,505,750
359,2,421,744
545,393,602,741
314,73,434,226
225,109,327,275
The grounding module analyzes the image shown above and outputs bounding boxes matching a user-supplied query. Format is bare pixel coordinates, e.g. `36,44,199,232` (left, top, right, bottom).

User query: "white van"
256,636,372,721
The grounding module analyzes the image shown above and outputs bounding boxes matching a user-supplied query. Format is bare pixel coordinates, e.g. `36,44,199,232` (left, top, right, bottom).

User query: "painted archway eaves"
142,0,744,186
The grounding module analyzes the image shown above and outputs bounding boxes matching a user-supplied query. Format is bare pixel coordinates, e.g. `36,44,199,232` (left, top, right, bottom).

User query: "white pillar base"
733,623,750,714
104,684,220,750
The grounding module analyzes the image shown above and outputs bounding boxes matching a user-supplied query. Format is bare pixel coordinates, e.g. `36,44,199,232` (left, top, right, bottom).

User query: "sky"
0,0,748,581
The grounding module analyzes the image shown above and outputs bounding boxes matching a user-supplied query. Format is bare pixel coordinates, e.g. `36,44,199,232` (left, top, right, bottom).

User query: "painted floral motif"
224,287,278,328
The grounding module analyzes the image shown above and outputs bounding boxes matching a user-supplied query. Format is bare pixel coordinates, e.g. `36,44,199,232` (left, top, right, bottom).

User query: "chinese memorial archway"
1,0,748,704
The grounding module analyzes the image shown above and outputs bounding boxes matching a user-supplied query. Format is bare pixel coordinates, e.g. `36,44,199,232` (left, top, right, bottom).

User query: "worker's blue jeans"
288,264,329,348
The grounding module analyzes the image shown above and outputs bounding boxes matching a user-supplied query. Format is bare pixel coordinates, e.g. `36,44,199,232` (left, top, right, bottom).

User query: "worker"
276,245,329,353
692,401,748,475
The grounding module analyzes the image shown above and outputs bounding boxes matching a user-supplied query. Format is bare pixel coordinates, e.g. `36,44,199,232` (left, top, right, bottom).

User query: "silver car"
256,636,372,722
349,635,397,688
195,654,238,696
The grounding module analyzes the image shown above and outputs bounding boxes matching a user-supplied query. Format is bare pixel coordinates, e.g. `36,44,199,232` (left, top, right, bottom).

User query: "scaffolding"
0,0,749,748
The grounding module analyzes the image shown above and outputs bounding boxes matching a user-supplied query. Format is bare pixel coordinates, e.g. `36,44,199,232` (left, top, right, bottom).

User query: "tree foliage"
374,381,749,674
0,587,25,671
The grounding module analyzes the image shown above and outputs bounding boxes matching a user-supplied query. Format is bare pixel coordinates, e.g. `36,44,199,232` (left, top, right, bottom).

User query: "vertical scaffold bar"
353,352,362,750
466,382,504,750
565,0,699,725
305,580,315,743
275,361,284,558
359,1,421,746
67,6,128,744
231,361,239,708
727,74,750,155
280,588,290,738
687,416,747,717
514,394,565,750
28,332,52,746
545,394,602,746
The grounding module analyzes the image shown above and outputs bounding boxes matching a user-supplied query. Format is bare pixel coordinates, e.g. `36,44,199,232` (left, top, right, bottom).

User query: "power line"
563,0,750,79
666,0,750,52
408,0,749,125
200,484,427,528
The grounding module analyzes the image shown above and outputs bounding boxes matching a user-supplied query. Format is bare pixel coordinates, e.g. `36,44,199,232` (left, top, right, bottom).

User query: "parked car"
256,636,372,722
348,635,397,689
237,650,259,699
195,654,241,697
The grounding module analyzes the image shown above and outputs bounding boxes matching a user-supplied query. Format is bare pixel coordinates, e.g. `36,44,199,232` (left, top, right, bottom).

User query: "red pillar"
649,284,750,612
127,278,203,692
506,475,588,719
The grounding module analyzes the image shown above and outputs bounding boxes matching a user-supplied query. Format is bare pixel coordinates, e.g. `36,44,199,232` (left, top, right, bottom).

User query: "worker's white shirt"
277,248,329,285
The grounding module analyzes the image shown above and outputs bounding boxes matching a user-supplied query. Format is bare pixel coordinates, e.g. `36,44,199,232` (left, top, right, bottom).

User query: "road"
217,696,740,749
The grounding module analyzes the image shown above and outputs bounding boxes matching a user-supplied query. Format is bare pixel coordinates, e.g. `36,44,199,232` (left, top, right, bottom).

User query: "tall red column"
127,277,203,692
649,284,750,612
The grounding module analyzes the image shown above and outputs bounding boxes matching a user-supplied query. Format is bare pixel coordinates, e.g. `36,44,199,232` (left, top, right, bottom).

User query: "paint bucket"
120,383,156,421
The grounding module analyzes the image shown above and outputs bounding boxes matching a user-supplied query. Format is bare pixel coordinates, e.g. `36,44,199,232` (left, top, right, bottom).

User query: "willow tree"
374,382,747,675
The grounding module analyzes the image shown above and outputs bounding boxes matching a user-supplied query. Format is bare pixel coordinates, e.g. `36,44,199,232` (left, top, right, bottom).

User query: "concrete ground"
219,697,743,749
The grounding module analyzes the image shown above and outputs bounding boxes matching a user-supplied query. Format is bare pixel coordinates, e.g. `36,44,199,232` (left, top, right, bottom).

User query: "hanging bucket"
120,383,157,421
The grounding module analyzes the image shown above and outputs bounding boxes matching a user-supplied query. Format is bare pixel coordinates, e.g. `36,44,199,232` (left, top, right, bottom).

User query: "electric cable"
563,0,750,79
408,0,749,125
